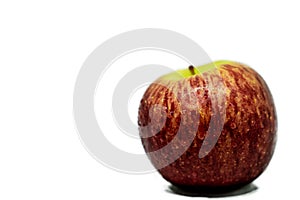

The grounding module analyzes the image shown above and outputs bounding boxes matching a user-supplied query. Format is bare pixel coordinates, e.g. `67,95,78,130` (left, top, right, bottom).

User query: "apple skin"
138,61,277,188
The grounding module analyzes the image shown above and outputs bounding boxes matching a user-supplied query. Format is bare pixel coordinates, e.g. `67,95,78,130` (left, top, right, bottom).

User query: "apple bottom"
143,120,275,191
142,117,276,192
153,135,275,191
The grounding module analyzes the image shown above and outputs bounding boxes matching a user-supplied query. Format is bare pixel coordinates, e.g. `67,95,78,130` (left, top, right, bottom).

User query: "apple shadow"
166,183,258,198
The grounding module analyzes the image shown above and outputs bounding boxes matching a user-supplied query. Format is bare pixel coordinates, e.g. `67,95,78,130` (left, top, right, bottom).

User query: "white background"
0,0,299,199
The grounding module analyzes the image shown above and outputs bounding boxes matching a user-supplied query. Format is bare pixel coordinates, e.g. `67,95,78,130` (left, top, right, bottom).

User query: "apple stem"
188,65,196,75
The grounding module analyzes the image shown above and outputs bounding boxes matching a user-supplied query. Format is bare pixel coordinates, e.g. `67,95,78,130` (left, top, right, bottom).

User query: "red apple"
138,60,277,189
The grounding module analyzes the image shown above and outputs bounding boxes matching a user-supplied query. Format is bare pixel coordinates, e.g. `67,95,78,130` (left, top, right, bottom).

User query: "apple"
138,60,277,190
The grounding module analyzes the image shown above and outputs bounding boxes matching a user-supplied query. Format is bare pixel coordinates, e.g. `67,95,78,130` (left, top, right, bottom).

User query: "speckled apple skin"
138,62,277,188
